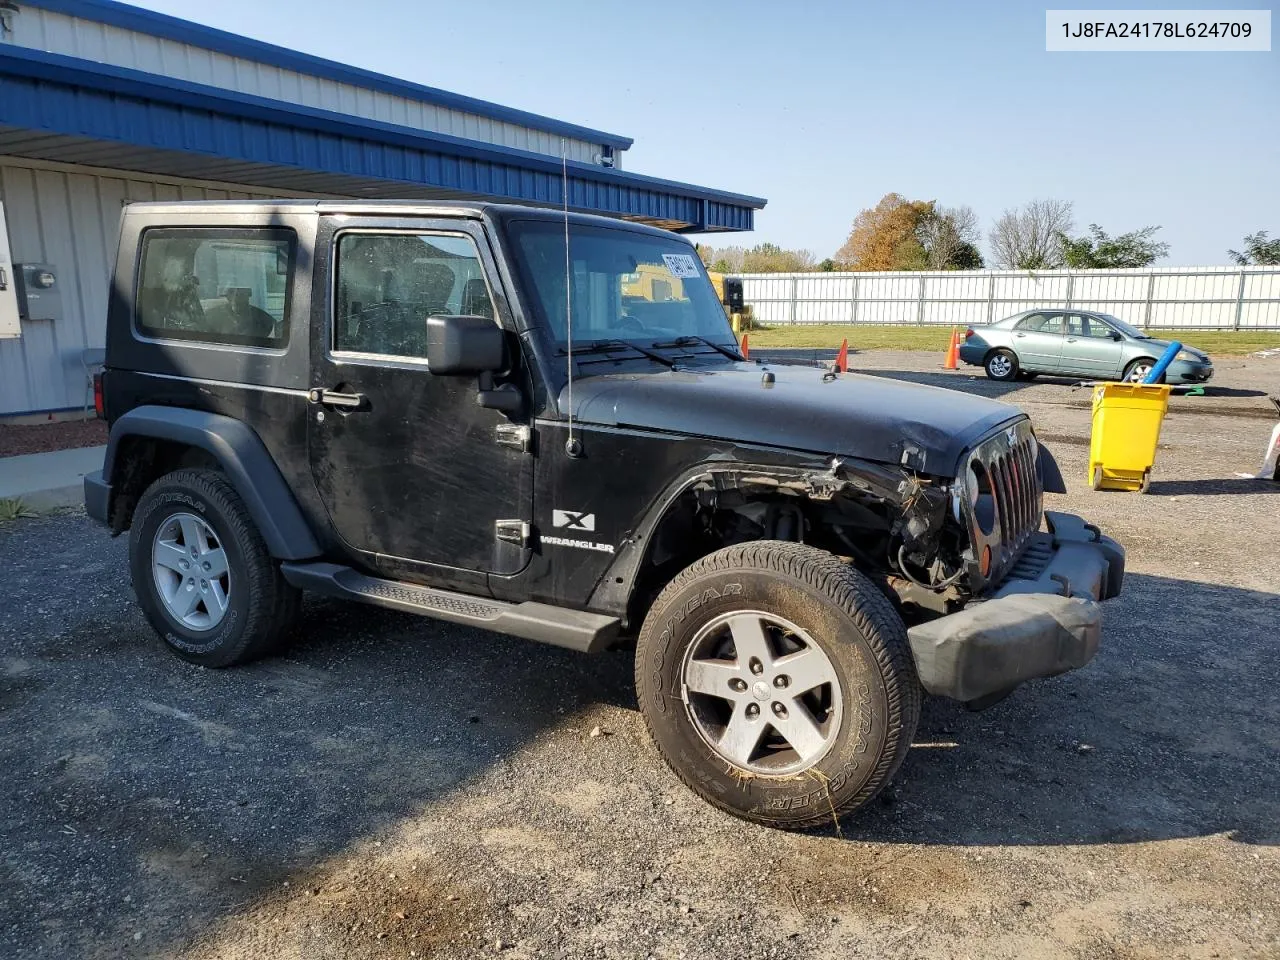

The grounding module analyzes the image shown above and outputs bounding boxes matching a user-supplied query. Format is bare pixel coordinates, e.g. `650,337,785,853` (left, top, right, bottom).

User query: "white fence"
739,266,1280,330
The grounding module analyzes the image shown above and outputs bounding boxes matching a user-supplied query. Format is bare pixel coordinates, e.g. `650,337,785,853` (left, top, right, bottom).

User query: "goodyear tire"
129,468,300,667
635,541,921,829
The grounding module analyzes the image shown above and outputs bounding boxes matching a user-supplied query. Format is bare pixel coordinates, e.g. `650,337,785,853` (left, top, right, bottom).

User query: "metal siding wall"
738,268,1280,330
0,158,286,415
10,8,605,164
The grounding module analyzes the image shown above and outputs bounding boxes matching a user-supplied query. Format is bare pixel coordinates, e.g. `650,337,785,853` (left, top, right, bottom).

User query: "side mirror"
1110,331,1123,341
426,315,505,375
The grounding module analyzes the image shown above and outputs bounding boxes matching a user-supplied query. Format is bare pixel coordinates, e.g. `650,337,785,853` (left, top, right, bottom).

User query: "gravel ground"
0,419,108,458
1,354,1278,960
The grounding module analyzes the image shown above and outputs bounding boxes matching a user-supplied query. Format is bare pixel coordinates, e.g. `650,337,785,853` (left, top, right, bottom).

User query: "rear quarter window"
135,228,295,348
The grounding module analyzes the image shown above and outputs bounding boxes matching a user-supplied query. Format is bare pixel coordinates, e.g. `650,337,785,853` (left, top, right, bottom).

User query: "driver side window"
1078,314,1116,339
333,232,494,359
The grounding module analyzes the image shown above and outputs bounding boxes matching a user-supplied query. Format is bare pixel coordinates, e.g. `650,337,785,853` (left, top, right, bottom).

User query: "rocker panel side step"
280,562,620,653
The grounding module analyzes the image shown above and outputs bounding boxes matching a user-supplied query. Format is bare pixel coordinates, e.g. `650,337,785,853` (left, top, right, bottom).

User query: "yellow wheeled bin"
1088,382,1171,493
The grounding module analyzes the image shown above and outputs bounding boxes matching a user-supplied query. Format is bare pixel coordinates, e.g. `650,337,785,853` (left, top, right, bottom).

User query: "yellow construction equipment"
622,264,750,334
708,271,749,333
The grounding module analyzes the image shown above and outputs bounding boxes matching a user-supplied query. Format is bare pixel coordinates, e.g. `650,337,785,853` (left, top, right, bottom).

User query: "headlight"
1175,349,1201,362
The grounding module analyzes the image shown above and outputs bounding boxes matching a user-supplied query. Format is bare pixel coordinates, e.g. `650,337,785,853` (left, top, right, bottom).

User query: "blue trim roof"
23,0,636,151
0,46,764,231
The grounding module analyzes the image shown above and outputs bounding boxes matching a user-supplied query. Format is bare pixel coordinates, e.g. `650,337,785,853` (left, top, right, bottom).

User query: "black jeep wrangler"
86,200,1124,829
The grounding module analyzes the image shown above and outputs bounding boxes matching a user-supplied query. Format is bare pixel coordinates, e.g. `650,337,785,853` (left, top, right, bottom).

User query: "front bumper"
1165,359,1214,384
906,511,1124,703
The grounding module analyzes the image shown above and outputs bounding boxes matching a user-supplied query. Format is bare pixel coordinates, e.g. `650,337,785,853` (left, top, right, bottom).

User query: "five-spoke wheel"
682,611,841,775
152,512,230,630
130,468,299,667
637,540,920,829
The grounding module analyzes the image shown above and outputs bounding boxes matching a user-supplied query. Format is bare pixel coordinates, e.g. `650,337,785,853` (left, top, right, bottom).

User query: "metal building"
0,0,766,417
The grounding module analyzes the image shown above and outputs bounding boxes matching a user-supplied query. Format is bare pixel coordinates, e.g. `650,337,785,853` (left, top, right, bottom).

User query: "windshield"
1097,313,1148,338
505,219,734,350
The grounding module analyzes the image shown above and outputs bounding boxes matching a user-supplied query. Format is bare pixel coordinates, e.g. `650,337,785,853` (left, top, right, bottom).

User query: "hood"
563,361,1022,475
1135,337,1207,360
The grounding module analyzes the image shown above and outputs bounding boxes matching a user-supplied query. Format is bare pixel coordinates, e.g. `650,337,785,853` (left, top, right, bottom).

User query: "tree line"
697,193,1280,273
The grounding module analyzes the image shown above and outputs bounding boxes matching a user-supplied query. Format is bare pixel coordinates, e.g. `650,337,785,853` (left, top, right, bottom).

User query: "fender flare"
1036,442,1067,494
102,405,321,560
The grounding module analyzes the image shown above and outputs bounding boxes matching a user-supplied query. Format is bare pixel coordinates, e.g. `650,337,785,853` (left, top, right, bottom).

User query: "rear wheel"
985,349,1019,381
635,541,921,830
129,468,300,667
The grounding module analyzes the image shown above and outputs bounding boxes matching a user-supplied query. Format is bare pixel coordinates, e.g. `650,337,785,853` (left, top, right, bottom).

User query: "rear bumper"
957,343,986,366
906,511,1124,703
84,470,111,524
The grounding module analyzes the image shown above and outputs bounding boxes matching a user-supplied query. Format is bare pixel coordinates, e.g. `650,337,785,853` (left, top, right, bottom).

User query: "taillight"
964,327,975,340
93,372,105,419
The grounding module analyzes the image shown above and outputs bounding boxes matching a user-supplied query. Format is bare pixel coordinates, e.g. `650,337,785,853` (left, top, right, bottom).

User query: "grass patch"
745,324,1280,356
0,498,36,523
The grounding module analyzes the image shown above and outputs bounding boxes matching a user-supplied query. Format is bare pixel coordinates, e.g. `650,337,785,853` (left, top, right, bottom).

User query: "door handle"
1066,338,1078,343
0,266,7,290
1015,332,1026,338
309,387,366,409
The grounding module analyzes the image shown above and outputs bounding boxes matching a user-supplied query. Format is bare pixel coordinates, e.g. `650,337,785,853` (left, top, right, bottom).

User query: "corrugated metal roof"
21,0,636,151
0,45,764,232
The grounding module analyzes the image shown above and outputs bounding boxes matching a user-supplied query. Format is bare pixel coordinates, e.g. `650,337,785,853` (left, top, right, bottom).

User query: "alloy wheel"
680,610,843,776
1126,362,1153,383
151,512,231,631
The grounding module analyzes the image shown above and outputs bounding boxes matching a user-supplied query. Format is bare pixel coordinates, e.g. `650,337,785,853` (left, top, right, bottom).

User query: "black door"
307,217,532,579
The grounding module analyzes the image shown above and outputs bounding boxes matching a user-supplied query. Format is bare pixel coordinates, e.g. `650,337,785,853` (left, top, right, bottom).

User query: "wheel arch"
101,406,320,560
588,458,905,629
1124,355,1159,379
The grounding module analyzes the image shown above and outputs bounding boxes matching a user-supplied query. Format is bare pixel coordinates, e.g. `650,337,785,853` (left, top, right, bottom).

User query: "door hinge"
495,519,531,547
495,423,532,451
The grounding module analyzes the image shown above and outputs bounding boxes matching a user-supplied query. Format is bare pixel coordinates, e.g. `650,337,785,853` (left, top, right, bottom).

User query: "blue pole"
1143,340,1182,384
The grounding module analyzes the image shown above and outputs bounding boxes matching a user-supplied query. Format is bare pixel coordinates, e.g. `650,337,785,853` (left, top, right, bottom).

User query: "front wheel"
1124,358,1157,383
635,541,921,830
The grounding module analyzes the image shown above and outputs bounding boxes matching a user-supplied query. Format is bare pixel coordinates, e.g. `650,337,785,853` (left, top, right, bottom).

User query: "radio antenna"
561,138,578,455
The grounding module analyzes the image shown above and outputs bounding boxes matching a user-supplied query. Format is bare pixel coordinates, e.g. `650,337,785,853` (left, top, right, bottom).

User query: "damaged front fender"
587,454,914,618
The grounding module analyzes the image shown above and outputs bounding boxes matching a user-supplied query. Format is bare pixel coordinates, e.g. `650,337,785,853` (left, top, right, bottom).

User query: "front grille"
962,420,1043,586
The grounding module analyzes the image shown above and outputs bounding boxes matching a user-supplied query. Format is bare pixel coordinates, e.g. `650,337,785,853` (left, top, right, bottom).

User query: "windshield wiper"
557,339,676,368
650,335,744,361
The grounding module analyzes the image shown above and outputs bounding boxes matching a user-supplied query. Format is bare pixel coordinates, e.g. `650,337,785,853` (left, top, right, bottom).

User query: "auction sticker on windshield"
662,254,701,279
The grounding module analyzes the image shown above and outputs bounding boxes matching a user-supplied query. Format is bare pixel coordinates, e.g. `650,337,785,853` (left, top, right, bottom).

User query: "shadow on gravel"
847,572,1280,850
1148,477,1280,496
3,517,1277,959
0,516,637,959
1191,385,1268,399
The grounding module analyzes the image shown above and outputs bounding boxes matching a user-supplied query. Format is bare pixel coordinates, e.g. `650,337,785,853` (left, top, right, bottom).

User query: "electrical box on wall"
0,202,20,339
14,263,62,322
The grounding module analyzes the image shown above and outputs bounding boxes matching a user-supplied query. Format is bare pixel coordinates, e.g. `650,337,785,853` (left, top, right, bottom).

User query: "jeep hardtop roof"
120,199,686,240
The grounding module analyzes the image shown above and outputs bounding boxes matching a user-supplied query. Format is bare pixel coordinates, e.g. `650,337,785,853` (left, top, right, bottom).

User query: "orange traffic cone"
835,337,848,373
740,333,750,359
944,327,960,370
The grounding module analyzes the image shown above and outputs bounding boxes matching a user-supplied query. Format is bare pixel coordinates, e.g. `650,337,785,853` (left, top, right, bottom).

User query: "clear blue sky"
137,0,1277,265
